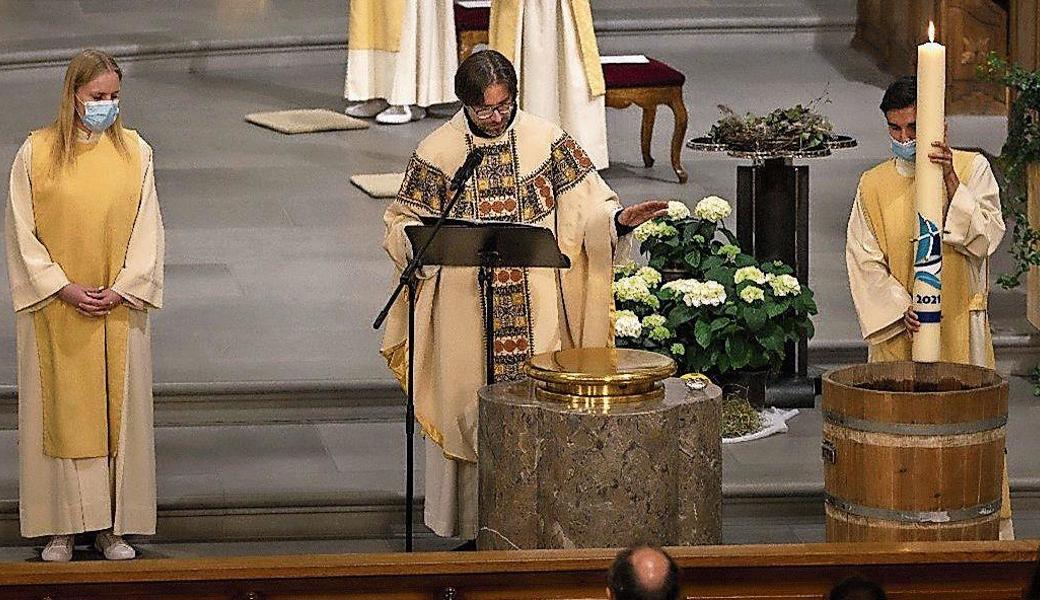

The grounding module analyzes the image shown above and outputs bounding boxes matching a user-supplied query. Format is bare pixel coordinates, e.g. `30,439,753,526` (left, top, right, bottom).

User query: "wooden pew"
0,541,1035,600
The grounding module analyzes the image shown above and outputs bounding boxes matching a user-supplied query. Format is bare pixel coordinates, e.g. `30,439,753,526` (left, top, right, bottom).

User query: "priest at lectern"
380,50,667,541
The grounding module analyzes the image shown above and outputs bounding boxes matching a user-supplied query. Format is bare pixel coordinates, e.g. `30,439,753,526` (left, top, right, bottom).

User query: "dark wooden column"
736,158,810,401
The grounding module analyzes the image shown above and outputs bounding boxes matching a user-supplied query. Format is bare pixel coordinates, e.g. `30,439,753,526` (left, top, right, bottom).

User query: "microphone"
449,147,485,193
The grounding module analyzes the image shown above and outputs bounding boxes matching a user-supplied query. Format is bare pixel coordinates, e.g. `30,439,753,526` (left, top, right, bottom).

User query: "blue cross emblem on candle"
913,213,942,290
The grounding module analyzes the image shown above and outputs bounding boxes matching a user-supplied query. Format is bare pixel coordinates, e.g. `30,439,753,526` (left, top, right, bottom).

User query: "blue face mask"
890,137,916,162
80,99,119,133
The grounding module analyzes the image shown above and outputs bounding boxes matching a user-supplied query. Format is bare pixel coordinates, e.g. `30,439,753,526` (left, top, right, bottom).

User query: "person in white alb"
344,0,458,125
489,0,610,168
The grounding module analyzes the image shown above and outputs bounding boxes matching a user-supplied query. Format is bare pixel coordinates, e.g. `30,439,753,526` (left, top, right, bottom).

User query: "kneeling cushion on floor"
245,109,369,134
350,173,405,199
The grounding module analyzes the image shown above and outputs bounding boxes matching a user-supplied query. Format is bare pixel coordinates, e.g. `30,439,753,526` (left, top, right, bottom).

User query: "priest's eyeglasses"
468,100,515,119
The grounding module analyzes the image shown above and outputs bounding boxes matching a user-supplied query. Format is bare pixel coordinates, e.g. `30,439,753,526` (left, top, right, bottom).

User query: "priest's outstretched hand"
617,200,670,228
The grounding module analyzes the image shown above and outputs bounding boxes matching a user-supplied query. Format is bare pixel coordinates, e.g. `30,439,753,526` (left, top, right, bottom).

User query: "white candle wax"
911,30,945,363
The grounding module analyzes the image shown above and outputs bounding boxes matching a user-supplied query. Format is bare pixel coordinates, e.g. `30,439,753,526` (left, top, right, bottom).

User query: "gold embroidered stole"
348,0,406,52
29,128,141,458
468,137,535,381
489,0,605,97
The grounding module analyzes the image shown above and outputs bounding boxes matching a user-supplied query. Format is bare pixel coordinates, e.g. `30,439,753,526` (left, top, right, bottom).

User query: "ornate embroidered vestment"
382,109,622,462
397,123,596,381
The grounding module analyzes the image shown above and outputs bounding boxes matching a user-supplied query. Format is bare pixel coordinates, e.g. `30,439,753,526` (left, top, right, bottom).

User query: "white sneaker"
95,531,136,560
41,534,74,562
375,105,427,125
344,98,389,118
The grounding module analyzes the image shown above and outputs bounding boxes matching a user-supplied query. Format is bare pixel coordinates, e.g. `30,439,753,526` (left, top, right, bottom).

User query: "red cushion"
454,5,490,32
603,58,685,89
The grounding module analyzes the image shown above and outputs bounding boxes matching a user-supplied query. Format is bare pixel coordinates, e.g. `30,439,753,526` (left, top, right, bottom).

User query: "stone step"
0,399,1037,546
0,382,405,430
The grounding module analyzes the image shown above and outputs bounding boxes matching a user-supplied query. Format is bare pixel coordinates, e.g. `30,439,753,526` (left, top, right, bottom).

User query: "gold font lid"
525,348,676,398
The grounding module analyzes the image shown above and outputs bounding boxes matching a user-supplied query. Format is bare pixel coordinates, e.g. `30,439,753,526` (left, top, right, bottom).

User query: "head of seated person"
607,545,679,600
828,576,887,600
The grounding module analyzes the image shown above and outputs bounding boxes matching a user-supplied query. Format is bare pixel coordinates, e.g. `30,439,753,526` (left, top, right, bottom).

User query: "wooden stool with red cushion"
452,9,688,183
603,59,689,183
454,4,490,65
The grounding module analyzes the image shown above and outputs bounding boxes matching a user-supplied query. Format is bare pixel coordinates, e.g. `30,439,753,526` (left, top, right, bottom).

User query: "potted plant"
708,99,836,154
613,196,818,406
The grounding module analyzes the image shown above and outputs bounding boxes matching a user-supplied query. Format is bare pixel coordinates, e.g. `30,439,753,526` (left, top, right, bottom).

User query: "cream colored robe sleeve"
944,154,1004,260
846,184,912,344
5,139,70,313
556,170,625,348
111,137,164,310
382,160,442,282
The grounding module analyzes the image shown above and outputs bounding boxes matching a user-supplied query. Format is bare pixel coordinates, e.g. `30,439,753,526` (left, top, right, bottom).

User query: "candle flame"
928,21,935,42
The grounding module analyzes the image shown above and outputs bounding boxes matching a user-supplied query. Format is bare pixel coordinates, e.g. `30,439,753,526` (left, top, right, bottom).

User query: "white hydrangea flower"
663,279,726,307
693,195,732,222
613,276,651,302
661,278,698,296
740,286,765,303
769,273,801,297
612,276,659,308
642,314,667,329
633,220,679,242
670,343,685,356
613,261,638,277
614,310,642,338
666,200,691,221
734,266,768,285
648,325,673,342
696,280,727,306
636,266,662,288
718,244,741,258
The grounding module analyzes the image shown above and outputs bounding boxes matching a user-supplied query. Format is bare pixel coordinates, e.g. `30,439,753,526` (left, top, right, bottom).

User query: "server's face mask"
78,97,119,133
890,137,916,162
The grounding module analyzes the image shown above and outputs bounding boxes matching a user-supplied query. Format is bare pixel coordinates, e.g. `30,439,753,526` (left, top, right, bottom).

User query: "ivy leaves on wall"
979,53,1040,289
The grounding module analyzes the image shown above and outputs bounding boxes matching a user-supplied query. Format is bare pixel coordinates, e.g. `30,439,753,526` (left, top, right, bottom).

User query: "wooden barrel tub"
822,361,1008,542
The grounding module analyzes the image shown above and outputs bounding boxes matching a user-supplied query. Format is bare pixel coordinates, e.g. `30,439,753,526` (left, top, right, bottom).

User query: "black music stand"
409,221,570,384
395,222,569,550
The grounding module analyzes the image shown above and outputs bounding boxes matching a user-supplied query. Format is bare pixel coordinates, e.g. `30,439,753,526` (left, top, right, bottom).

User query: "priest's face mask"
466,82,516,137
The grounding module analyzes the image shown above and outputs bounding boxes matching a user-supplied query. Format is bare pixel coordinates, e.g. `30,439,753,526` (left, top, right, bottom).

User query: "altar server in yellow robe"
490,0,609,169
344,0,457,124
5,49,164,562
381,51,665,540
845,75,1010,537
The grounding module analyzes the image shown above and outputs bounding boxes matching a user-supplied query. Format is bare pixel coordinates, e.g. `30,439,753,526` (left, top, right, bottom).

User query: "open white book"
601,55,650,65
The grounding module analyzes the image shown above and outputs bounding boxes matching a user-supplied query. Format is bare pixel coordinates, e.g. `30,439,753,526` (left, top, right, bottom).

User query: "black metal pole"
371,148,485,553
405,279,416,552
373,149,484,332
479,253,498,386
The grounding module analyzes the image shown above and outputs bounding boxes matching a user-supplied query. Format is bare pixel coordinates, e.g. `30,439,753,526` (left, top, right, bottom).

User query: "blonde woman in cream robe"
5,49,164,562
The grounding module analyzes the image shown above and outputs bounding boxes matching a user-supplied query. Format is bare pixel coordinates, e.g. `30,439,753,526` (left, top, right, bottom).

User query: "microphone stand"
373,148,484,552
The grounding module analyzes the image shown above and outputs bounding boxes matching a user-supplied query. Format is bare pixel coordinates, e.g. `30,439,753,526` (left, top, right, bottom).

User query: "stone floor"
0,373,1037,559
0,0,1036,561
0,25,1025,390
